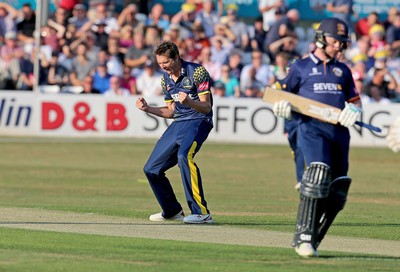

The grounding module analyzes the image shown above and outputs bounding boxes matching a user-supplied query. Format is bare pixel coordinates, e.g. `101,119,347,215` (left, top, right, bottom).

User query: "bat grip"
355,121,382,133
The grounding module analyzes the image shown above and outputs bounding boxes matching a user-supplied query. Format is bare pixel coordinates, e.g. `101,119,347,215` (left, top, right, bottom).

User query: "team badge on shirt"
182,76,193,89
333,67,343,77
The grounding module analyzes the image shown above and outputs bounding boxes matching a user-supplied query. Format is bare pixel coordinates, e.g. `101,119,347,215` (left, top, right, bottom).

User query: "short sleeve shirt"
282,52,360,109
161,60,213,123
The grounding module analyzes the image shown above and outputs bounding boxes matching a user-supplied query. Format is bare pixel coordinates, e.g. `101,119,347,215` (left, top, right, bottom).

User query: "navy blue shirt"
282,53,360,109
161,60,213,123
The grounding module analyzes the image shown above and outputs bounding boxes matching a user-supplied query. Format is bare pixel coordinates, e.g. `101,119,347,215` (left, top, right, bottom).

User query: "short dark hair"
154,40,180,59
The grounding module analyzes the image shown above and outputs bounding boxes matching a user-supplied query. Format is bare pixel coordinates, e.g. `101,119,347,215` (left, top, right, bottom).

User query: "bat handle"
355,121,382,133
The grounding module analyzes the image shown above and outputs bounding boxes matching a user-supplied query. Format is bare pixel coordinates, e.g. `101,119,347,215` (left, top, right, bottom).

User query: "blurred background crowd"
0,0,399,103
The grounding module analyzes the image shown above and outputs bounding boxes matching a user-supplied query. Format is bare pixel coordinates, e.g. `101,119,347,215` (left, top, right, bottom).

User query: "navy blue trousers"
285,119,305,182
143,119,212,217
297,118,350,180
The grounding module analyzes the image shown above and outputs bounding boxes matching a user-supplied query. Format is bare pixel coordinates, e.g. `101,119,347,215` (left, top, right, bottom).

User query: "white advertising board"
0,91,398,147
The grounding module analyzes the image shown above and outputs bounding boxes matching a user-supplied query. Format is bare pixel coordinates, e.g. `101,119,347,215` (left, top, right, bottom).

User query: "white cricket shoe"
149,210,184,222
295,243,318,257
183,214,213,224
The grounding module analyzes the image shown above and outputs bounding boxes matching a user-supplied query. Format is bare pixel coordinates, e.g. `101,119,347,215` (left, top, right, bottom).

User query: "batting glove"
386,117,400,153
338,102,362,128
273,100,292,119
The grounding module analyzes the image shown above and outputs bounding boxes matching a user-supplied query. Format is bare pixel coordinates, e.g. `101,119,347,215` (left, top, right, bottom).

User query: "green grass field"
0,137,399,271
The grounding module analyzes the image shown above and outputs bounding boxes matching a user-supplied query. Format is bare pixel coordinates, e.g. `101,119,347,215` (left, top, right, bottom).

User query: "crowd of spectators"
0,0,399,103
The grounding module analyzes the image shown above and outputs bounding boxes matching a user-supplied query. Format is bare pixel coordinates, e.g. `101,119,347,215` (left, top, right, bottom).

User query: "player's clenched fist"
178,91,189,104
273,100,291,119
136,97,149,111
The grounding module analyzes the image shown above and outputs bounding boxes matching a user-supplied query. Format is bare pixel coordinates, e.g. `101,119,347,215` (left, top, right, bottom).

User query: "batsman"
272,18,362,257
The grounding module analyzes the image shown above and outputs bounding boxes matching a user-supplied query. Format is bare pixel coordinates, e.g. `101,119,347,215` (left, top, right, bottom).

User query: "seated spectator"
243,81,264,98
104,75,130,96
58,44,74,71
264,9,299,62
386,11,400,58
16,3,36,43
81,75,100,94
240,50,274,93
120,65,137,95
87,2,119,36
347,35,375,71
70,31,100,61
165,23,185,49
118,24,135,53
181,32,202,62
216,64,241,97
249,17,267,52
68,4,89,30
61,23,78,47
69,43,97,86
367,24,387,59
194,0,219,38
355,11,380,39
144,24,162,50
47,52,70,87
48,6,68,28
210,35,232,65
192,23,212,48
92,19,109,50
384,7,398,30
0,56,20,90
145,3,169,32
136,60,162,97
18,47,50,90
171,3,197,39
124,31,153,77
368,85,392,104
92,62,112,94
366,61,398,99
0,31,25,67
40,24,62,53
224,3,249,50
270,51,291,82
212,81,226,97
224,49,244,82
106,37,124,76
198,46,222,82
268,35,301,63
0,2,18,39
117,3,145,30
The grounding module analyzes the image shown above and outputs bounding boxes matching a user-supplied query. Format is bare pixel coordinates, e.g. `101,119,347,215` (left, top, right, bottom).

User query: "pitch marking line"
0,208,399,257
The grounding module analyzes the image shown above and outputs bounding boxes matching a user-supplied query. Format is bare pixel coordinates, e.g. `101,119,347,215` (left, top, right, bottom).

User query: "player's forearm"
183,99,211,114
145,106,175,119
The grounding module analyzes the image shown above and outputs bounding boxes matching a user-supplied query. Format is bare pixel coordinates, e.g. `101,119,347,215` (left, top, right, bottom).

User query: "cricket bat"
263,87,382,133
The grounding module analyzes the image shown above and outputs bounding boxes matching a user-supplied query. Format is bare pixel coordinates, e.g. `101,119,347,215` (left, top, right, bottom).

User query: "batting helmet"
314,18,349,50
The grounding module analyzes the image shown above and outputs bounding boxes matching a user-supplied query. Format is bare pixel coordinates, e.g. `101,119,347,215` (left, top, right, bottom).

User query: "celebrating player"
272,18,362,257
136,41,214,224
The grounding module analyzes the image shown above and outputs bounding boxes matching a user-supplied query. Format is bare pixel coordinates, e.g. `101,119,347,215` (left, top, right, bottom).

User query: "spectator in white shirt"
136,60,163,97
